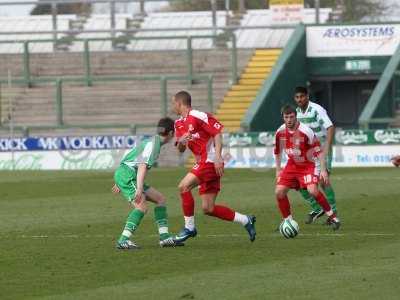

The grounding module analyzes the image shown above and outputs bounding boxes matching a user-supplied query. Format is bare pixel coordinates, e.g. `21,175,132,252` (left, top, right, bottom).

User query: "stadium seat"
0,15,76,53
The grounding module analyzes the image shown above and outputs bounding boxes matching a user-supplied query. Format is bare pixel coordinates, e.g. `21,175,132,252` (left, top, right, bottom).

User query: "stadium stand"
0,9,332,53
128,11,228,51
235,9,331,48
69,14,132,52
216,48,282,132
0,8,335,138
0,15,75,53
0,49,253,136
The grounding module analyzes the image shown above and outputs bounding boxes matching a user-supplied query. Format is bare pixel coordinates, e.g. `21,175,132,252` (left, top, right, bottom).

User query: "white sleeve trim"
141,141,154,162
189,109,209,124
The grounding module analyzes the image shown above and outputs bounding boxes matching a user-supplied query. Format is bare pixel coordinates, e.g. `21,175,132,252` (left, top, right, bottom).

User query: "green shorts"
114,164,150,202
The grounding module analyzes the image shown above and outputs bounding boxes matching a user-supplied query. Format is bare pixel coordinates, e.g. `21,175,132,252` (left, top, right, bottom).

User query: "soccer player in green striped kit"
112,117,183,249
294,86,338,224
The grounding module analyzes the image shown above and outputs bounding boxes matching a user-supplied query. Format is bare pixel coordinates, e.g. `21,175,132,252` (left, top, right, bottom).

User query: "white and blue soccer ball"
279,218,299,239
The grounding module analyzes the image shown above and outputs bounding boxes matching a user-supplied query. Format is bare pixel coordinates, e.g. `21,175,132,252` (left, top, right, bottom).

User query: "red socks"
276,192,335,220
277,195,291,218
210,205,235,221
181,192,235,221
180,191,195,217
315,192,335,217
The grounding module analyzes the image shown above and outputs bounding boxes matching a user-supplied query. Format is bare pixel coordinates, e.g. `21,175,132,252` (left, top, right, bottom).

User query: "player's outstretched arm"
176,142,187,153
318,152,329,185
274,153,282,180
176,132,191,153
213,133,224,177
274,131,282,180
325,125,335,155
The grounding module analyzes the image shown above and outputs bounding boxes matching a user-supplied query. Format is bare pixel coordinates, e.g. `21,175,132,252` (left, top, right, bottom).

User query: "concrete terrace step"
211,48,282,136
0,49,255,134
254,49,282,56
244,67,272,73
241,73,268,79
220,97,253,103
248,61,276,68
219,102,251,109
226,90,258,97
239,78,264,85
216,114,244,121
230,85,260,91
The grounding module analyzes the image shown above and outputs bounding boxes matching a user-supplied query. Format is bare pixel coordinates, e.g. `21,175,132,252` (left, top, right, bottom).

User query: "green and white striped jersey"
121,135,161,170
296,101,333,145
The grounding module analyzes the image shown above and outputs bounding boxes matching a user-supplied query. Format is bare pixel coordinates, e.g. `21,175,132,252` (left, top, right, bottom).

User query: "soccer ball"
279,218,299,239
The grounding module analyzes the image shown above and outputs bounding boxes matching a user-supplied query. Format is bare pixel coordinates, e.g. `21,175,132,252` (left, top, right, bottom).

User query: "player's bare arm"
176,132,192,153
275,153,282,180
318,152,329,185
177,142,187,153
213,133,224,177
324,125,335,156
134,163,148,205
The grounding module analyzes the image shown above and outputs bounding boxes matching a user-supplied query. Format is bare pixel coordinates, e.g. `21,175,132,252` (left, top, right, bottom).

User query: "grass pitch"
1,168,400,299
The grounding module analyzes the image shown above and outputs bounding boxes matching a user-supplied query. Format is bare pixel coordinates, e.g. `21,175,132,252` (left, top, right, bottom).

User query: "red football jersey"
174,109,223,164
274,122,322,168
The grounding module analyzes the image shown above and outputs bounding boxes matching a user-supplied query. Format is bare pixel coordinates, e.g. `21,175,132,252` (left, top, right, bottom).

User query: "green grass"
1,168,400,299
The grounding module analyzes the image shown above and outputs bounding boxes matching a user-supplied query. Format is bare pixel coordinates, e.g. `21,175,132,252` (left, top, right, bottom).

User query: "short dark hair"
157,117,175,136
174,90,192,106
281,104,297,115
294,86,308,95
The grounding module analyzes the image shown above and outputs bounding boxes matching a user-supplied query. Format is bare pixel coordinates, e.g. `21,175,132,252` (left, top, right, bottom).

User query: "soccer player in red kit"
172,90,256,243
274,105,341,230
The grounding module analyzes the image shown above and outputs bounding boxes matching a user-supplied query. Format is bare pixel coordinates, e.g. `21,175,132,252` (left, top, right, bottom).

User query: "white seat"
128,11,227,51
0,15,76,53
70,14,130,52
235,8,331,48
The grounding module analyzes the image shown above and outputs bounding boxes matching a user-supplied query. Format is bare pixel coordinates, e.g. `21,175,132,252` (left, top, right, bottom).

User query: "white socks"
234,212,248,226
184,216,195,231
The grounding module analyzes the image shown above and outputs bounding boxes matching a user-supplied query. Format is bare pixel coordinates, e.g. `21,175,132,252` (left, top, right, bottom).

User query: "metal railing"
0,73,214,134
0,34,239,87
0,123,156,136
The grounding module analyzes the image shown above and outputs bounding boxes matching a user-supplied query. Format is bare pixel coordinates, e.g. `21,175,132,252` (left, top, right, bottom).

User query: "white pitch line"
0,233,394,239
333,176,400,180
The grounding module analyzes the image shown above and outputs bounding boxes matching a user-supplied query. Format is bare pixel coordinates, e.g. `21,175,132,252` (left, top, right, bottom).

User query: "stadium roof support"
358,43,400,128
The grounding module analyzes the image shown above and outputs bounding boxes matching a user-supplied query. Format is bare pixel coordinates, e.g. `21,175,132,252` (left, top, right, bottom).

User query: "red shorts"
277,165,319,190
190,163,221,195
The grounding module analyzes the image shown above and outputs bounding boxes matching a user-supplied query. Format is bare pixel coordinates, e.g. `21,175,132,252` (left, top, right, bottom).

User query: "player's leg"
275,185,292,219
114,166,145,249
174,172,200,242
302,151,337,223
275,166,299,220
321,183,336,212
321,152,338,214
306,184,340,230
118,199,147,250
178,172,199,230
145,187,184,247
299,188,324,224
200,183,256,242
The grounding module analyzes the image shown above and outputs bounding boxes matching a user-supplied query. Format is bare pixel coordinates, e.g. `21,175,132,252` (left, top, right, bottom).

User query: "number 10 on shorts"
303,174,315,184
